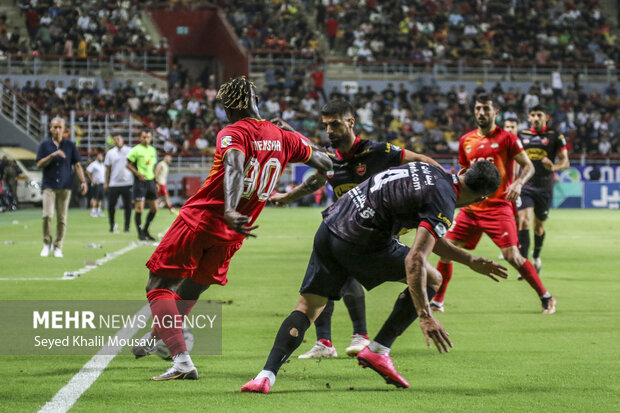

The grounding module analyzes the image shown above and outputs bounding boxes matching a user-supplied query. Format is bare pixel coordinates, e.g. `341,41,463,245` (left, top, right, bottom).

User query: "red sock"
146,289,187,356
518,260,547,297
150,299,197,339
433,261,453,303
176,299,197,318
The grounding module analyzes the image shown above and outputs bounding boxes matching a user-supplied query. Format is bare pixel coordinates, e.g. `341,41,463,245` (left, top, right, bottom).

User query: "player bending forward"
270,99,440,359
242,160,508,393
135,77,332,381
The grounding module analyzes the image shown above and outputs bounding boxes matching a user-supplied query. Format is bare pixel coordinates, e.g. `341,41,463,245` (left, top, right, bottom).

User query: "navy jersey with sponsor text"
322,162,457,246
517,127,567,191
327,138,403,199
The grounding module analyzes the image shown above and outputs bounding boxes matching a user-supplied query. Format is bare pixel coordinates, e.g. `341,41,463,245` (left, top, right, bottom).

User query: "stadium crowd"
221,0,320,54
321,0,618,66
4,66,620,157
15,0,152,56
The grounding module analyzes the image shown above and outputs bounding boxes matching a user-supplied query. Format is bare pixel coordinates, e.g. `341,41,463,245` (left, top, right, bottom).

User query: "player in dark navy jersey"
516,105,569,273
241,160,508,393
270,99,439,359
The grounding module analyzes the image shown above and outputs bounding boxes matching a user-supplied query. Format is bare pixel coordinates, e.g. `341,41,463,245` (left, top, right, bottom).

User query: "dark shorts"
518,186,553,221
299,222,409,300
133,180,157,201
90,183,104,201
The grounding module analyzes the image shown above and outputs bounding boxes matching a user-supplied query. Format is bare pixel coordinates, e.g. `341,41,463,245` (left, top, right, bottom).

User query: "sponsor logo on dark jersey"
334,183,357,199
525,147,548,161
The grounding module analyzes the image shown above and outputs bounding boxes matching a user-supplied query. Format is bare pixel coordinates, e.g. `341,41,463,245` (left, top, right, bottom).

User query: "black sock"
518,229,530,258
342,279,367,336
314,300,333,341
533,232,545,259
144,211,156,231
263,310,310,374
374,287,435,348
135,212,142,233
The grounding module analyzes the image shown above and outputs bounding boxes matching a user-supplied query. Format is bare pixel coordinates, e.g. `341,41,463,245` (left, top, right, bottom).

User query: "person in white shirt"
104,135,134,232
154,155,175,213
86,150,106,217
54,81,67,99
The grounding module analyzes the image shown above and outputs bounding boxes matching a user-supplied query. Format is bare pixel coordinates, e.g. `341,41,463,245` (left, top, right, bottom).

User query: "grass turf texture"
0,207,618,412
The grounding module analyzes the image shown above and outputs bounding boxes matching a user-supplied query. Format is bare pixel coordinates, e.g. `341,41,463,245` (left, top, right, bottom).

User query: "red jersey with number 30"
459,126,523,215
179,118,313,241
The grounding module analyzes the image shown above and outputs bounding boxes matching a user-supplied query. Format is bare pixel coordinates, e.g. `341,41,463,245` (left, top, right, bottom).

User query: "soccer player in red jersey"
431,94,556,314
139,77,333,381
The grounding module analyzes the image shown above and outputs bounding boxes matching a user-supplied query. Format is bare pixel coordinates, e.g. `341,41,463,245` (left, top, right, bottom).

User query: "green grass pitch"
0,207,618,412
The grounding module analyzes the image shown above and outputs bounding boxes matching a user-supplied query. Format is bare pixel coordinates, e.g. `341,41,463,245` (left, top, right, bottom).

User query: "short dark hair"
321,99,355,118
529,104,548,114
474,93,499,109
464,160,501,195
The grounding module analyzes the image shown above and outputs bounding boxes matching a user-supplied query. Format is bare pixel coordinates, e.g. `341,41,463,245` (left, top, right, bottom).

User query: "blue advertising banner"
552,182,583,208
584,183,620,209
556,165,620,183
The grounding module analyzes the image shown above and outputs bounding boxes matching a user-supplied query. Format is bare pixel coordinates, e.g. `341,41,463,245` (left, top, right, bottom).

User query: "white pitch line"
0,242,142,282
37,304,151,413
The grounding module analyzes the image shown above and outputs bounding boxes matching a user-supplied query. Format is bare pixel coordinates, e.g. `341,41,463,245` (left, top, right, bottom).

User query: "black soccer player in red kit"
140,77,333,381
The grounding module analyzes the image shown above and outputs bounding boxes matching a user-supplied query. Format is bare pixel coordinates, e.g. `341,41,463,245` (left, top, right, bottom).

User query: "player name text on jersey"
252,140,282,151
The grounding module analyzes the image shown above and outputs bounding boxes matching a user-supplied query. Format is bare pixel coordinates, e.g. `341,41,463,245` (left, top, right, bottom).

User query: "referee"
104,135,134,232
126,130,158,241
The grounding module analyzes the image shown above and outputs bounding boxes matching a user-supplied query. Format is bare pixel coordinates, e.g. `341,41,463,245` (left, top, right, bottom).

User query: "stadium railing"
0,49,169,77
249,50,320,73
67,111,147,153
325,59,618,83
0,83,45,140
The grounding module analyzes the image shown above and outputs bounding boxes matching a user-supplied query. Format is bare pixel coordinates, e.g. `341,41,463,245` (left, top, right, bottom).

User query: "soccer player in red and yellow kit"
431,94,556,315
140,77,333,381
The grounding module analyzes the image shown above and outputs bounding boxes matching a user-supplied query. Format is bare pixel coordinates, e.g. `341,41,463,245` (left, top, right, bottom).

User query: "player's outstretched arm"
433,238,508,282
406,227,452,353
269,171,328,206
402,149,441,167
304,142,333,174
223,149,258,238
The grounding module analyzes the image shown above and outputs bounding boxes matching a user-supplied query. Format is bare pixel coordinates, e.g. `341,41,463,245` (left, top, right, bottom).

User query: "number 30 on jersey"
241,157,282,201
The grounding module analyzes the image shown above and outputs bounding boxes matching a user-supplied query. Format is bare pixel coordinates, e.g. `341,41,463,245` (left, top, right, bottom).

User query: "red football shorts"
157,184,168,197
146,216,243,285
445,208,518,250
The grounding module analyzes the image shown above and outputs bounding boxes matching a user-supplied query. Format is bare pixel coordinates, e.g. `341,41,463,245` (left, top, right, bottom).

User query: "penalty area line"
37,304,150,413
